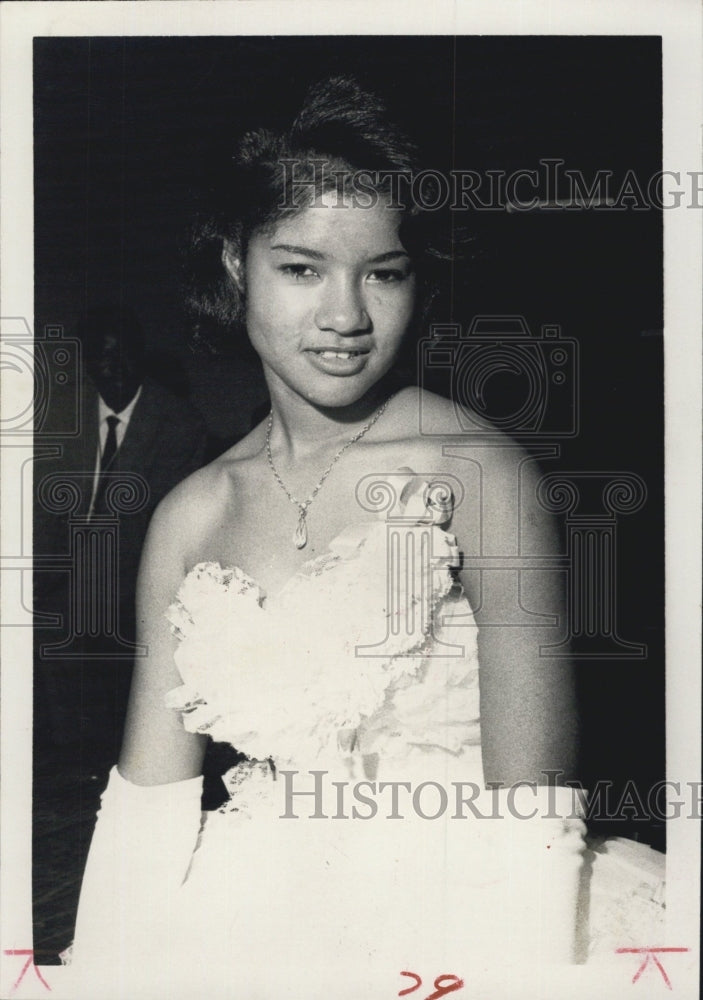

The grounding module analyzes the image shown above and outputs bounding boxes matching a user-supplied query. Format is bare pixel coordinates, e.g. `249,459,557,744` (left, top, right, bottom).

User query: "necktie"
93,415,120,513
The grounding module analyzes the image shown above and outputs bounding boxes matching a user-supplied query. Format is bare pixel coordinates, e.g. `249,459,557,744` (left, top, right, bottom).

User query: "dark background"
33,34,664,959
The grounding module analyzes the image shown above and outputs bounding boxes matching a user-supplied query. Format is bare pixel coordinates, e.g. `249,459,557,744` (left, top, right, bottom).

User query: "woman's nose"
314,276,371,334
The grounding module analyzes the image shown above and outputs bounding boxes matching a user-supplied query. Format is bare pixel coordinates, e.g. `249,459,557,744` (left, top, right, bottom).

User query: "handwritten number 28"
399,971,465,999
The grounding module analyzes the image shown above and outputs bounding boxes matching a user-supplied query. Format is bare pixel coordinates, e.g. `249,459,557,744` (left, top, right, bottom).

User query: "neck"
265,374,396,456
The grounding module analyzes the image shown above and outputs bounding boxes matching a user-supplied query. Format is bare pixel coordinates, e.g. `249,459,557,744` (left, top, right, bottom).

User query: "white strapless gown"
60,475,665,999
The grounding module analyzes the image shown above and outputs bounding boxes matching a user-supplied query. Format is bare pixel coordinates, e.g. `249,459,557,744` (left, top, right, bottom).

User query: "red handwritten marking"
425,974,465,999
615,947,690,989
399,971,423,996
398,971,464,999
3,950,52,993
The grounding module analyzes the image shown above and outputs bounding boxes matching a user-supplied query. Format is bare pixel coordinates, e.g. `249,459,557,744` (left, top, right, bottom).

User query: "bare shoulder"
149,424,266,557
387,388,554,546
153,460,224,527
389,385,459,437
390,387,532,475
147,457,229,561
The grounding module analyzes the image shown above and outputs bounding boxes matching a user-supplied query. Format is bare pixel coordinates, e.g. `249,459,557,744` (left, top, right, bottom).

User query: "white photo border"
1,2,700,998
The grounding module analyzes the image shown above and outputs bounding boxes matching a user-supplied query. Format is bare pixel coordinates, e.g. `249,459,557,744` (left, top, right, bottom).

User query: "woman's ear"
222,240,245,293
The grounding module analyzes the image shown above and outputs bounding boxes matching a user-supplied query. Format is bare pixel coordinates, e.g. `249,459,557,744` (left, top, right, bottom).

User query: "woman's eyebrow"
270,243,325,260
368,250,410,264
269,243,409,264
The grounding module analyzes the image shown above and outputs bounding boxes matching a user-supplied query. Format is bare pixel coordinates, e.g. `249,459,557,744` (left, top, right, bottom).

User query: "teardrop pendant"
293,509,308,549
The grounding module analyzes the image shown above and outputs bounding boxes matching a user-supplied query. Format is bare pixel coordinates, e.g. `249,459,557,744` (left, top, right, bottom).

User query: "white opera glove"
488,782,589,964
70,765,203,970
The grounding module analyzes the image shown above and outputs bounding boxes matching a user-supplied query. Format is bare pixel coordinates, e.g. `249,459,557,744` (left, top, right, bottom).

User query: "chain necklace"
266,393,396,549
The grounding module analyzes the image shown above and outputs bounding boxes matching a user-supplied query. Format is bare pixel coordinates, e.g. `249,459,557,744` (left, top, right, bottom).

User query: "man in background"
34,304,208,752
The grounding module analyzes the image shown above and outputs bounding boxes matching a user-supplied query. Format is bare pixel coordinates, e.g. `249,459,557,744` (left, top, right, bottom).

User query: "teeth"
318,351,357,360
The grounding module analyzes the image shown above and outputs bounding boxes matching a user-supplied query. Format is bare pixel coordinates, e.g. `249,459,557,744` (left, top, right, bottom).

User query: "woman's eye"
280,264,318,280
367,269,407,284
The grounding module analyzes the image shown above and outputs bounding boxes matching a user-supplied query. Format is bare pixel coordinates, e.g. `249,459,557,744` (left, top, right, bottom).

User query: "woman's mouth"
305,348,370,375
315,350,364,360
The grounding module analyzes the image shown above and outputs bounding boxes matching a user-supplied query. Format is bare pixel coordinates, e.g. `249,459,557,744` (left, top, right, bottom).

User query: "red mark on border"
3,950,52,993
425,975,465,1000
399,971,423,996
615,947,690,989
399,971,464,998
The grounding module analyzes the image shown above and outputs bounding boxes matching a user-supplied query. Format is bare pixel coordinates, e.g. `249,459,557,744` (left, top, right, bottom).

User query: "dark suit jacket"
34,375,208,640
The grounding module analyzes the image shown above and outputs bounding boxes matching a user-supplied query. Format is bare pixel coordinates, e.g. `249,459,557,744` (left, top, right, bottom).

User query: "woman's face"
230,192,416,409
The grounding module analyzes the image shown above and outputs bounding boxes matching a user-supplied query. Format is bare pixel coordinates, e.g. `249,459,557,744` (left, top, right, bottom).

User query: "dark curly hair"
183,76,452,356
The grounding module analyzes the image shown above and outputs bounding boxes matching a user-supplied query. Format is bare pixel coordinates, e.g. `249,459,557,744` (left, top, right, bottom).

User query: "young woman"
66,77,664,999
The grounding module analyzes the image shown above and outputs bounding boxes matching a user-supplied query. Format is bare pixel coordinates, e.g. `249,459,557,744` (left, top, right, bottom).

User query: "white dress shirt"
88,386,143,517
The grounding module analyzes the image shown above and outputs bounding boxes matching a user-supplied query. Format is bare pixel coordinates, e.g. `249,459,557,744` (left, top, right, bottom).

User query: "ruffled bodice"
165,473,481,781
